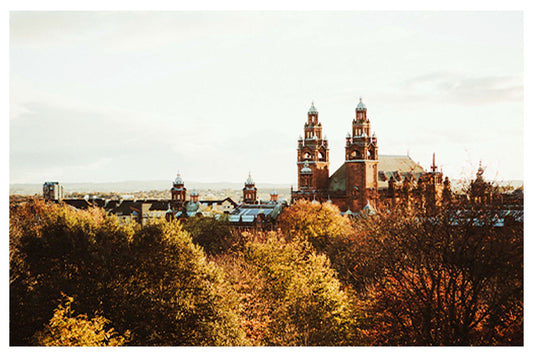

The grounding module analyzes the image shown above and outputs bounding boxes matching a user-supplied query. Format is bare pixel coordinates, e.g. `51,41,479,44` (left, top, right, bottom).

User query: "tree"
278,200,358,285
351,206,523,345
216,231,360,346
10,199,135,345
112,219,246,345
181,216,234,255
278,200,353,251
33,295,128,346
10,200,246,346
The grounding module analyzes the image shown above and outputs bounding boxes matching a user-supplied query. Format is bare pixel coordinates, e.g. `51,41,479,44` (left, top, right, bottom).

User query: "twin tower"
292,98,379,212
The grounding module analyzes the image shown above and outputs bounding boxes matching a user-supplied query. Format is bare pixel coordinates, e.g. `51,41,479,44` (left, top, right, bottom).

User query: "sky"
9,10,524,185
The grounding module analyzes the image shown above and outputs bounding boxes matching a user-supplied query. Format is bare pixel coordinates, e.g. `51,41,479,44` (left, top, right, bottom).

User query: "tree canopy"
10,200,245,346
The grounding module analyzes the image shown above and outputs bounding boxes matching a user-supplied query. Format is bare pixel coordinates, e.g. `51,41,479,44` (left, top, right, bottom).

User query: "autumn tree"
9,199,134,345
33,295,128,346
112,219,245,345
217,231,360,346
10,200,246,346
181,216,234,255
351,206,523,346
278,200,359,285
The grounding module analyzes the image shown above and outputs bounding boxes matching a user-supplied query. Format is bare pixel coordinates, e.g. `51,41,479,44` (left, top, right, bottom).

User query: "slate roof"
62,199,90,210
106,200,144,216
328,155,426,192
149,200,170,211
199,197,238,207
377,155,425,189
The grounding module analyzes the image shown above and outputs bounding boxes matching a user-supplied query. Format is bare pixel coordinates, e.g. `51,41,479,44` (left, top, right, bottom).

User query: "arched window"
350,150,360,159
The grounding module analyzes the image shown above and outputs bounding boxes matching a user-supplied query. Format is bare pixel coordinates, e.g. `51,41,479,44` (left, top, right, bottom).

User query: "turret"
297,102,330,194
243,172,258,204
344,97,379,211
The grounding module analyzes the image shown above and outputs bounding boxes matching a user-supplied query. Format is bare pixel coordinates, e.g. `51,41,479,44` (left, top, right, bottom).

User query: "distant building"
199,197,238,214
226,173,287,230
291,99,451,214
43,181,64,201
228,202,286,230
243,173,258,204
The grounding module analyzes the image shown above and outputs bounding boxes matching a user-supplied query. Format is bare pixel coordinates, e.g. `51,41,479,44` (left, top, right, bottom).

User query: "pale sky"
9,11,524,185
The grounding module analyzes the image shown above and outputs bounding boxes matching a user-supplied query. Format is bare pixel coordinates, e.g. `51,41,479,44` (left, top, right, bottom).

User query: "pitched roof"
378,155,425,174
199,197,238,207
328,163,346,191
328,155,426,191
149,200,170,211
63,199,90,210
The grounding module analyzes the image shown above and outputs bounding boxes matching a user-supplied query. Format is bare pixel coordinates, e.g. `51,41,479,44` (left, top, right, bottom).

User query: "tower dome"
174,172,184,185
356,97,367,111
245,172,254,185
308,102,318,114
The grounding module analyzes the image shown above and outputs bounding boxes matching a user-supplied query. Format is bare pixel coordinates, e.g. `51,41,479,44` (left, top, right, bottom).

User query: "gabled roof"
328,155,426,192
377,155,425,189
328,163,346,191
104,200,120,210
199,197,238,207
63,199,90,210
378,155,424,174
110,200,139,215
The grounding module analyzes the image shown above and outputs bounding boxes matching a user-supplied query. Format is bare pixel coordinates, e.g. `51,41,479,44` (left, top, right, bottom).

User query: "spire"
245,171,254,185
308,101,318,115
477,160,485,178
431,153,438,172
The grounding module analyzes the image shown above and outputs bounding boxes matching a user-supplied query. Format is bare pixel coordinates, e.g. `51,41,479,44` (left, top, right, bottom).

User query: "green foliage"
278,200,358,285
279,200,353,251
33,295,128,346
10,200,245,346
181,216,234,255
114,219,245,345
11,196,522,346
218,232,360,346
10,200,134,345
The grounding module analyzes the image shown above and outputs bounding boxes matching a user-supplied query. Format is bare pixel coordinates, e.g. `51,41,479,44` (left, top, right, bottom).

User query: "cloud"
400,72,523,105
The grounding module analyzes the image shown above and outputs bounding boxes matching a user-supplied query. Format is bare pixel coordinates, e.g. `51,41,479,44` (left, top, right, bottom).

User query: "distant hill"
9,180,294,196
10,179,522,196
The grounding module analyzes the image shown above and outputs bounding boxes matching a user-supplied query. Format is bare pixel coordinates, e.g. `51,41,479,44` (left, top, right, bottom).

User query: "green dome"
308,102,318,114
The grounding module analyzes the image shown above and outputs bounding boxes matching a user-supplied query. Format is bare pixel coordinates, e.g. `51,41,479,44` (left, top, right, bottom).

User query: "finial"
359,96,363,102
431,153,438,172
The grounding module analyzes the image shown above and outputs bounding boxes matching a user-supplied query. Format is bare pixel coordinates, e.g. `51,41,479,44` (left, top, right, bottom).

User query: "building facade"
43,181,64,201
291,99,450,213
